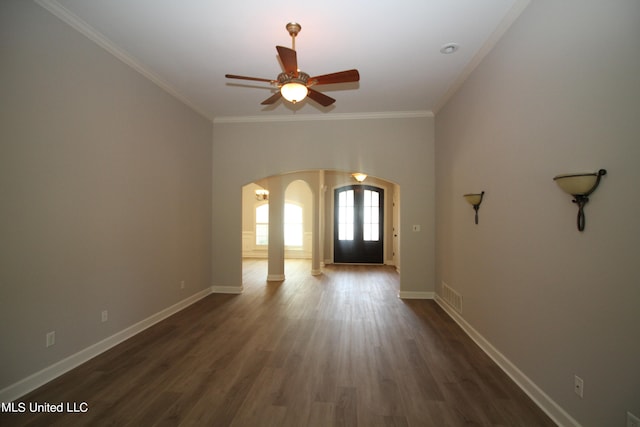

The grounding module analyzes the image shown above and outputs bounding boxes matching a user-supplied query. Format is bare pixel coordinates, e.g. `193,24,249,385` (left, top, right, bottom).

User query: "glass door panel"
334,185,384,264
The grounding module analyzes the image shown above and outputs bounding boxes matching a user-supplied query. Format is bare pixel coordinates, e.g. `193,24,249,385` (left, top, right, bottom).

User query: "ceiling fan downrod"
286,22,301,51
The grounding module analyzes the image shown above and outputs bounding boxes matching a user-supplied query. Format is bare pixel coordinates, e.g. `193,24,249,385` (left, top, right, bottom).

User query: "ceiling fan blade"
276,46,298,77
307,88,336,107
261,92,282,105
309,69,360,85
225,74,275,83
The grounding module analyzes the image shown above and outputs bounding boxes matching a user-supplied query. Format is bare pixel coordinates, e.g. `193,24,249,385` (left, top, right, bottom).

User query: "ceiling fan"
225,22,360,107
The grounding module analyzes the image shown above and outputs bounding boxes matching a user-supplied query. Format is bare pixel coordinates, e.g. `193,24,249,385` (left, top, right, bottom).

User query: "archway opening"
241,170,400,283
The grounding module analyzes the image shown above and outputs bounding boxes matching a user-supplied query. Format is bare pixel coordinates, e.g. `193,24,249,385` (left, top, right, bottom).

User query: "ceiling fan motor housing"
277,72,309,86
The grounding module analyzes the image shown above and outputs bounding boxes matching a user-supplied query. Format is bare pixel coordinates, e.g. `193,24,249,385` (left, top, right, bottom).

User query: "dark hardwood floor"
1,260,556,426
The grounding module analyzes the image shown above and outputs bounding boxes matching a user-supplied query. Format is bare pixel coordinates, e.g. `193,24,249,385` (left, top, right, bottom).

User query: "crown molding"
213,110,434,124
433,0,530,114
34,0,211,121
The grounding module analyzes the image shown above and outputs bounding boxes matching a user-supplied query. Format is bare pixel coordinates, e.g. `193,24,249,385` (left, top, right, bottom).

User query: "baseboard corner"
397,290,434,299
211,285,244,294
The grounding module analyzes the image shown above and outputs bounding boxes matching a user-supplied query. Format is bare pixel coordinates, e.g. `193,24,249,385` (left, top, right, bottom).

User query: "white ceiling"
37,0,528,121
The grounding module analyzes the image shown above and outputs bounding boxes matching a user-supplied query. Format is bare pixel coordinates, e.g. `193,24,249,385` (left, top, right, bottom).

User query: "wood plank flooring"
1,260,556,426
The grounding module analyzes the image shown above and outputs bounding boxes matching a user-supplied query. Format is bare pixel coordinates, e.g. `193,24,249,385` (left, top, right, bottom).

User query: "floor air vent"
442,282,463,313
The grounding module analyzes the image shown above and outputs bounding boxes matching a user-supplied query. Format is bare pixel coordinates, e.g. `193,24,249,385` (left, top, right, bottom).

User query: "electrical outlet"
101,310,108,322
46,331,55,347
574,375,584,398
180,280,185,289
628,411,640,427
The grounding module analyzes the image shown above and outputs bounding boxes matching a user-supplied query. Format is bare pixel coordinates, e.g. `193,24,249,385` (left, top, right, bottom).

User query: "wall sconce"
463,191,484,224
255,189,269,201
352,173,367,183
553,169,606,231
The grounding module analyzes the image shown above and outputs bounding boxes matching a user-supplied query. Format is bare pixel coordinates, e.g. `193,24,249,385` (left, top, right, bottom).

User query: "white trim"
34,0,211,121
0,287,212,403
311,269,322,276
397,291,434,299
434,295,581,427
214,110,433,124
211,285,244,294
267,274,285,282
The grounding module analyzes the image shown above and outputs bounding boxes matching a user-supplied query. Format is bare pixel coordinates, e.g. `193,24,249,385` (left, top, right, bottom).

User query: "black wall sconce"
463,191,485,224
553,169,606,231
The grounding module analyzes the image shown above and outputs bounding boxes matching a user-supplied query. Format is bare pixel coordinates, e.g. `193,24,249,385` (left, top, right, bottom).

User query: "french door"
334,185,384,264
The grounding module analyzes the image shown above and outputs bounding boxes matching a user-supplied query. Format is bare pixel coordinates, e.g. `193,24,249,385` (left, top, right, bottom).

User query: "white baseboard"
434,295,580,427
311,269,322,276
397,291,434,299
267,274,285,281
0,287,212,403
211,285,244,294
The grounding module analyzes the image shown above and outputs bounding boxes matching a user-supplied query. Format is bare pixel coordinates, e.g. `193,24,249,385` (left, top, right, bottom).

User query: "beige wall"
0,1,212,392
212,115,435,294
435,0,640,425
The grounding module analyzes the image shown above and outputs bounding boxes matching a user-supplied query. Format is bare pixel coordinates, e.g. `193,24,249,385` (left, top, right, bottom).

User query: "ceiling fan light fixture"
280,81,308,104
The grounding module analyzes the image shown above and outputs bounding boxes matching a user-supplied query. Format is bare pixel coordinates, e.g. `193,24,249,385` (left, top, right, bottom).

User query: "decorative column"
267,176,285,281
311,180,322,275
318,171,326,269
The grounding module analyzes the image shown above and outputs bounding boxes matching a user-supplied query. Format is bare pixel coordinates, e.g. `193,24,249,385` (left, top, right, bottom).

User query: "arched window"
284,203,303,247
255,202,303,247
255,204,269,246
